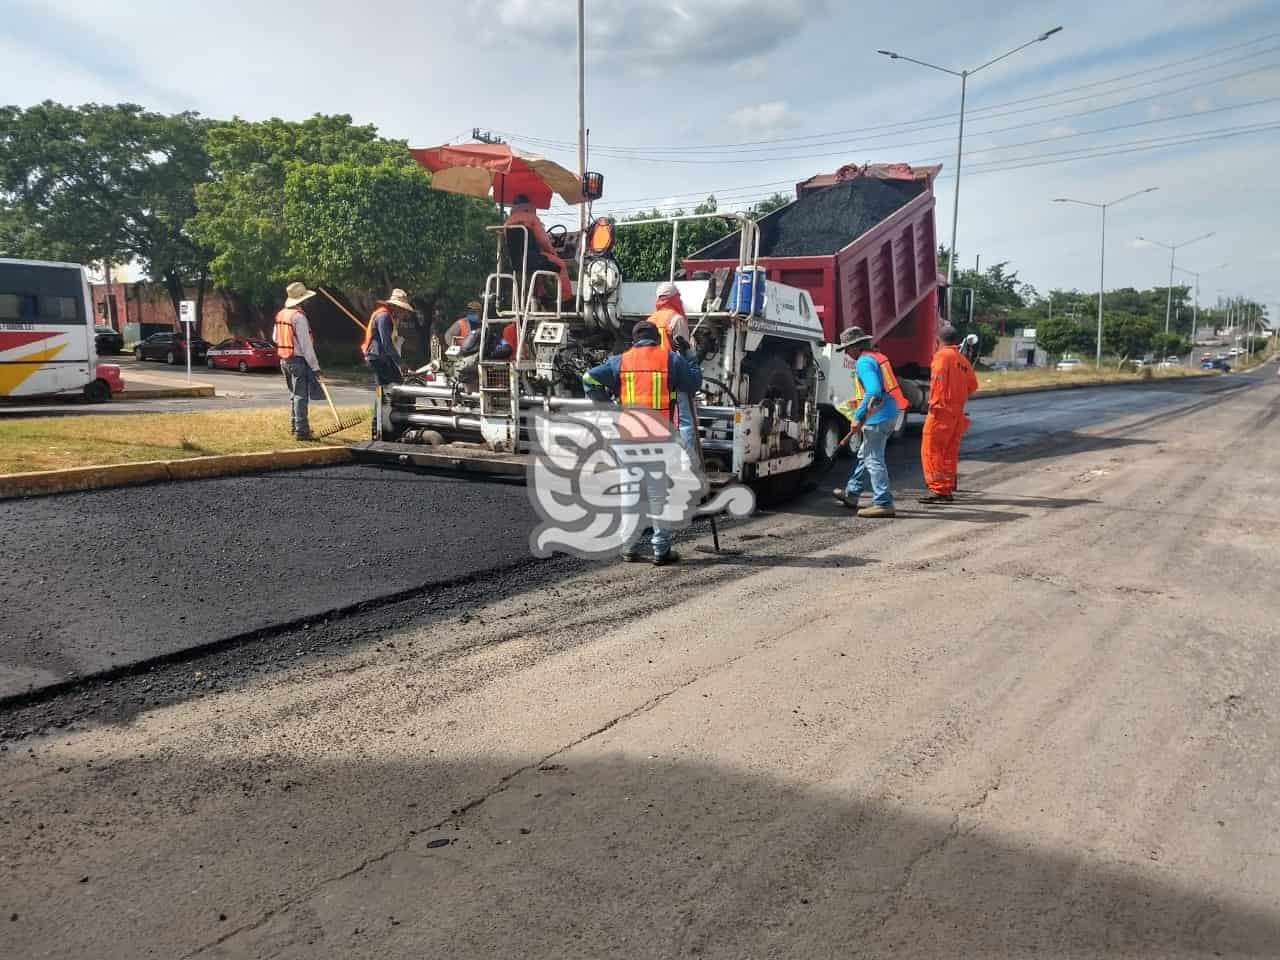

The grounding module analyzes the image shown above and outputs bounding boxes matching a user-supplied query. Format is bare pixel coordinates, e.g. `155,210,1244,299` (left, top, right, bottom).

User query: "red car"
206,337,279,372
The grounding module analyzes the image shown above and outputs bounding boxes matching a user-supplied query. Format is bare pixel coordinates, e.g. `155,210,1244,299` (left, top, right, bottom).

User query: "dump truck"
684,162,944,461
353,160,944,487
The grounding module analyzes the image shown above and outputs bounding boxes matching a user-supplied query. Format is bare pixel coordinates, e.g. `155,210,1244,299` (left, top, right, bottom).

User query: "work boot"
918,493,954,504
831,489,860,512
652,550,680,566
620,552,642,563
859,505,896,519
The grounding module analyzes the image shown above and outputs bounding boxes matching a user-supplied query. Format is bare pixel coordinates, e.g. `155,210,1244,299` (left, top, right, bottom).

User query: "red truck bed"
685,163,942,376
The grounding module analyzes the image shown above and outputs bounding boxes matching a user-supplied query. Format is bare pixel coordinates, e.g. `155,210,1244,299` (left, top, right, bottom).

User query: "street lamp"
878,25,1063,321
1174,262,1228,357
1136,232,1216,334
1053,186,1159,367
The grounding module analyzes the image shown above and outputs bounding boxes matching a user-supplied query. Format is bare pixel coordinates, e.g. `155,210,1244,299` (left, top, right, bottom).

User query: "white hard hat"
655,281,679,301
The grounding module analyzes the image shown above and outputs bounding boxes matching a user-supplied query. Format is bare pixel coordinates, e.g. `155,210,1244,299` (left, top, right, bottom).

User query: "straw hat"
284,281,316,307
380,288,414,312
466,299,482,311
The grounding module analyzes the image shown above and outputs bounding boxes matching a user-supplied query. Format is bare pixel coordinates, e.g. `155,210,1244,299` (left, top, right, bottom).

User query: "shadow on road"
966,432,1158,465
7,752,1277,958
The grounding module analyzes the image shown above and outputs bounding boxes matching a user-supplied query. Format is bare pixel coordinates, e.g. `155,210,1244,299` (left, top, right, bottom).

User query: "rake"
312,377,367,439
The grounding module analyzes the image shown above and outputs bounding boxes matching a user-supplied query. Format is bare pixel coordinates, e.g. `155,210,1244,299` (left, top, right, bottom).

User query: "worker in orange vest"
361,288,414,387
831,326,907,518
583,320,703,565
504,194,573,306
273,281,322,439
444,300,482,347
919,325,979,503
648,281,698,452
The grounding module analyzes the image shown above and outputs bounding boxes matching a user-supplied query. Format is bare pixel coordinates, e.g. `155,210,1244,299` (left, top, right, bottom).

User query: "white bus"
0,258,120,402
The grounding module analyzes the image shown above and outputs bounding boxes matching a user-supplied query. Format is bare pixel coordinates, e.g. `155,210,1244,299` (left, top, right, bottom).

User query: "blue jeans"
845,420,893,507
624,474,675,559
281,358,316,436
676,392,697,459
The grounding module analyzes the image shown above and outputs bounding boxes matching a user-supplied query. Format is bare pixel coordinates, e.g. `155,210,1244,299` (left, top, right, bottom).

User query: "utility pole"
471,128,505,145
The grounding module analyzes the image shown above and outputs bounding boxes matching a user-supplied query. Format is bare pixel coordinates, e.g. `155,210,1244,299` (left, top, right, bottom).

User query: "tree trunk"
163,271,184,325
194,268,208,338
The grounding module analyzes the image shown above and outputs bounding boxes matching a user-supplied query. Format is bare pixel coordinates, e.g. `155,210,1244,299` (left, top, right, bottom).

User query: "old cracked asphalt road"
1,368,1278,958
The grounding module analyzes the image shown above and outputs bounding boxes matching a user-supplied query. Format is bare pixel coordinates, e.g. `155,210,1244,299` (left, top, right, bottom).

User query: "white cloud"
1191,95,1212,112
728,101,798,137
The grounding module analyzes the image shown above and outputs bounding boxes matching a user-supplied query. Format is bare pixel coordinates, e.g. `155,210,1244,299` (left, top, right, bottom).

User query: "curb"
0,446,353,500
975,371,1210,399
116,385,217,400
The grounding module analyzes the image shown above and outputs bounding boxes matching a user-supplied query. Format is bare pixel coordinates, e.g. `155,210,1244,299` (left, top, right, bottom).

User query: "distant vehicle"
988,360,1012,371
1131,358,1149,368
1202,357,1231,371
94,324,124,355
1056,356,1082,371
93,362,124,400
134,331,209,364
1,258,119,403
1228,347,1243,357
1158,359,1180,369
206,337,278,372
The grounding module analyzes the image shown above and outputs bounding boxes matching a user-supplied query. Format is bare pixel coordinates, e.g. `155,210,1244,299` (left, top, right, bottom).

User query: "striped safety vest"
362,308,390,357
853,350,910,413
618,343,675,422
650,307,683,352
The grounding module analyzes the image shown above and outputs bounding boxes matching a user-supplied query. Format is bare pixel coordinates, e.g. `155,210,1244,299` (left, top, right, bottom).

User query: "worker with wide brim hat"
274,282,323,439
363,288,414,392
831,324,901,519
834,325,874,352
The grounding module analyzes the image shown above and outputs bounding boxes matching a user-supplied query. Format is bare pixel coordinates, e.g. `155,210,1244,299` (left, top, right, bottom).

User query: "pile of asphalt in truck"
697,176,926,259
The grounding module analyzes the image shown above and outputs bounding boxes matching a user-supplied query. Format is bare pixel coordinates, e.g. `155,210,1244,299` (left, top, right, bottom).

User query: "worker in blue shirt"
583,320,703,564
831,326,903,518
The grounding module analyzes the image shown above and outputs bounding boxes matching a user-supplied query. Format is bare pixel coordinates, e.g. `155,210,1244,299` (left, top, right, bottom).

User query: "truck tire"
814,409,847,471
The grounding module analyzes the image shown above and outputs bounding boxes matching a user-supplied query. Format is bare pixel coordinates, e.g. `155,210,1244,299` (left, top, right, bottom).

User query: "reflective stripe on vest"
649,307,682,351
853,350,910,413
618,343,675,422
274,308,299,360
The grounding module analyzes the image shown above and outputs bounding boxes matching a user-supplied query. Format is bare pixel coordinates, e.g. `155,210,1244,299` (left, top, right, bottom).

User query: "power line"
507,59,1280,166
588,119,1280,219
494,34,1280,155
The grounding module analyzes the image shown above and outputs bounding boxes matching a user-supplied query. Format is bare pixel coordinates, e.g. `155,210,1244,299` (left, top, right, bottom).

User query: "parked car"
987,360,1012,372
1228,347,1243,357
94,324,124,355
1056,356,1082,372
134,331,209,364
1158,357,1181,369
206,337,279,372
1202,357,1232,371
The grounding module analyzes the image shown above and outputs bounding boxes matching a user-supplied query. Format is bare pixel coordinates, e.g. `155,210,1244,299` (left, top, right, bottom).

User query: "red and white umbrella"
410,142,584,210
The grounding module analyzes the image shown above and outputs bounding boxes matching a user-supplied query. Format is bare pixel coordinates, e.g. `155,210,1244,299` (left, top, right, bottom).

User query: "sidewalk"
117,367,215,399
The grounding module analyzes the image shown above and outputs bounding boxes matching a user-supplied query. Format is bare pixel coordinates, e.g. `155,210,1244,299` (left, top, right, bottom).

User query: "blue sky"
2,0,1278,320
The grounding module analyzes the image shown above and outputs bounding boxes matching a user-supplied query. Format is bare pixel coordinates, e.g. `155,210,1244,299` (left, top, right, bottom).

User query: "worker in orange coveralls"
919,325,979,504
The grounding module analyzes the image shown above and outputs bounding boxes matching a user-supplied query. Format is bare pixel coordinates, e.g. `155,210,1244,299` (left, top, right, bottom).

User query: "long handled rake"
312,377,367,439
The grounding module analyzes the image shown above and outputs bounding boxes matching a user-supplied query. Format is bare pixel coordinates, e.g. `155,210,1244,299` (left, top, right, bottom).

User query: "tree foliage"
190,114,406,304
0,101,213,323
612,197,735,283
1037,315,1094,359
1103,313,1154,359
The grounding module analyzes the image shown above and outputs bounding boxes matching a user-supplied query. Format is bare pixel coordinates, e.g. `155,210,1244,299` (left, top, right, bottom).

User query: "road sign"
179,301,195,383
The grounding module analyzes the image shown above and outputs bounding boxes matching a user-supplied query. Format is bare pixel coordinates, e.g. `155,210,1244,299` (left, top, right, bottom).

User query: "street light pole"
878,25,1062,322
1136,231,1215,334
1053,186,1157,367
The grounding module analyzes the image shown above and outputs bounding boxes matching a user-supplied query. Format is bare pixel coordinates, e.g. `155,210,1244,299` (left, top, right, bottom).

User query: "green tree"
0,101,213,325
1037,315,1094,360
191,114,405,305
750,192,790,216
1103,313,1154,359
1151,332,1189,358
612,197,733,282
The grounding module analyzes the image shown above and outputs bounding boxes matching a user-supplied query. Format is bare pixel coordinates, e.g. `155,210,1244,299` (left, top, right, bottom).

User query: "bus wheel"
84,379,111,404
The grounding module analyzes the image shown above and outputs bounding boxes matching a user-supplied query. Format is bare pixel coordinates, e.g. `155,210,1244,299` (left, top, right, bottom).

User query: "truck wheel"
891,407,909,442
83,379,111,404
813,410,846,471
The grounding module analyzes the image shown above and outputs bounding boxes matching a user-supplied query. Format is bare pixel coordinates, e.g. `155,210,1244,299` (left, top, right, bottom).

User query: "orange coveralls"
921,344,979,496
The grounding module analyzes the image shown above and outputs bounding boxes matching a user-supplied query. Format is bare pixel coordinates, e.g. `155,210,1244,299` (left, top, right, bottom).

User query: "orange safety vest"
274,307,300,360
618,343,675,422
362,307,391,356
853,350,911,413
649,307,684,351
